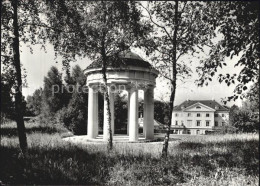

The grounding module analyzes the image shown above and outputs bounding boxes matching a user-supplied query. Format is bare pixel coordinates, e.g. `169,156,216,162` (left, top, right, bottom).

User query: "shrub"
58,89,88,135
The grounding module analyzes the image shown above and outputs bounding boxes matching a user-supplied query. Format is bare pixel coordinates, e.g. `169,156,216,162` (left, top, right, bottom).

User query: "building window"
222,114,225,117
187,120,192,126
176,129,178,134
215,121,218,126
197,113,201,117
196,106,201,109
175,121,178,125
206,121,210,126
222,122,225,126
175,113,178,117
196,121,201,126
181,121,184,126
196,130,200,135
187,113,191,117
214,114,218,117
187,130,191,134
206,113,210,117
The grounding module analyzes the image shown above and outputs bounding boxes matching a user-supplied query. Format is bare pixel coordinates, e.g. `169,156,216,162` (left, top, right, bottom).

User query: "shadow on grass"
0,145,105,184
0,126,60,137
0,138,258,185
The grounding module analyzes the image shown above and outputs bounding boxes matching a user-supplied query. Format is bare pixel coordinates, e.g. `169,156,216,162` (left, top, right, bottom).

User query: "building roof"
86,50,153,70
173,100,229,112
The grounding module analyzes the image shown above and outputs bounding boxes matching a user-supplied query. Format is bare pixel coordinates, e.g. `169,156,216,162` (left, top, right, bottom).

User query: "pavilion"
84,50,159,141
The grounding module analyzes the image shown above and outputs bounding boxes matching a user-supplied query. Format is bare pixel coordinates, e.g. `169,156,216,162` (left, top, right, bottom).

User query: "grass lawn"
0,121,259,185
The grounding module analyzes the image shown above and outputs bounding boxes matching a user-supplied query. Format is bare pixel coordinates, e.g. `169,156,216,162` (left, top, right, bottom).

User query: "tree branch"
1,54,13,59
140,3,173,41
20,22,75,34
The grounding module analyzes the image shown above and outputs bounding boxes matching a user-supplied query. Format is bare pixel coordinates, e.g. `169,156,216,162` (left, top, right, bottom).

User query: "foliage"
1,121,258,185
1,0,47,67
58,65,88,135
1,72,15,119
63,65,86,105
44,1,150,65
26,88,43,116
196,1,259,102
42,66,65,117
229,101,259,133
232,110,258,132
242,82,259,112
139,2,216,81
114,93,128,131
154,100,170,124
229,104,240,126
59,90,88,135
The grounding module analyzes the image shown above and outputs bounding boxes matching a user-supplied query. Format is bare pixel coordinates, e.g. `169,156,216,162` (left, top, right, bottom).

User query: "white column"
93,91,99,137
88,86,98,139
110,90,115,135
103,87,115,141
143,91,147,137
144,87,154,140
127,90,130,136
129,88,138,141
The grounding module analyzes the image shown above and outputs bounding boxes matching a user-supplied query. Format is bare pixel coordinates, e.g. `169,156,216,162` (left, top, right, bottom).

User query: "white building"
171,100,229,135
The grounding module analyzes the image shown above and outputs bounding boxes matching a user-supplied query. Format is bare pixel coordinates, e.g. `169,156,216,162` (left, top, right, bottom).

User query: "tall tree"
44,1,149,150
1,0,51,152
42,66,64,116
196,1,259,103
139,1,217,158
64,65,86,106
61,65,88,134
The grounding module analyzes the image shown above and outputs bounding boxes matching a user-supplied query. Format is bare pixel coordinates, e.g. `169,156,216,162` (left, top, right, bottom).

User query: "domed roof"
118,50,144,61
86,50,153,70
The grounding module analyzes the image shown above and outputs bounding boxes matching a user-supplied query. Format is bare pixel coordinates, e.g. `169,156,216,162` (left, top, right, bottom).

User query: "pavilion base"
63,134,159,144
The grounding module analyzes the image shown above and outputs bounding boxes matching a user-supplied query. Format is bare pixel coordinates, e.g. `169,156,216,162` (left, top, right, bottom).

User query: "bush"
58,89,88,135
233,111,259,132
207,125,238,135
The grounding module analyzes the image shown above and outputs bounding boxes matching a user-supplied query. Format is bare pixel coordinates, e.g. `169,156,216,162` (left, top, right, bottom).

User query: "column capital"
125,85,137,93
88,84,100,93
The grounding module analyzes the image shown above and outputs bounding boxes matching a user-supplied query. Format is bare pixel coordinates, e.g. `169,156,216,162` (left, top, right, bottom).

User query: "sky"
20,42,244,107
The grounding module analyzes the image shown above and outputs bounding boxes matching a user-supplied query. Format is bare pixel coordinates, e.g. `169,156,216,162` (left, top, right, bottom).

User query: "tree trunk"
101,56,113,151
100,1,113,151
101,39,113,151
162,0,178,159
12,0,28,153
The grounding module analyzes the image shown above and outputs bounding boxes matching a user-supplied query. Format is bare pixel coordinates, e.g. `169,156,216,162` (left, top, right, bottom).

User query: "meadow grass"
0,121,259,185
